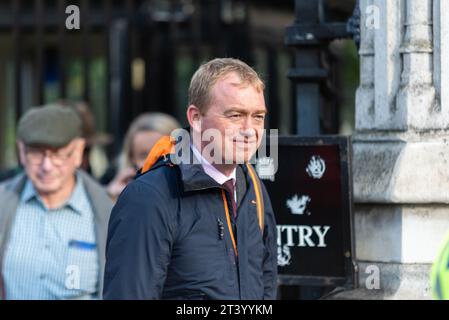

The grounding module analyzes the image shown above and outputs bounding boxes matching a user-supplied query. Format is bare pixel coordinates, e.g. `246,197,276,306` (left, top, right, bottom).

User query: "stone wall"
335,0,449,299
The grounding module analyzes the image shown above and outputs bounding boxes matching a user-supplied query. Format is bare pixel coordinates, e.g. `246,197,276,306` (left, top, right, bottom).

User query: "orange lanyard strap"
245,163,264,231
221,164,265,258
221,189,238,257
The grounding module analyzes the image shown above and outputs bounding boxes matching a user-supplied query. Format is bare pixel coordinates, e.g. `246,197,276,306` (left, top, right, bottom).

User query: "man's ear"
186,105,202,132
17,140,26,167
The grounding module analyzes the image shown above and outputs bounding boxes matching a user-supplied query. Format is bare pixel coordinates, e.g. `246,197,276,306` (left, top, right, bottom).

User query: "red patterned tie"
223,179,237,218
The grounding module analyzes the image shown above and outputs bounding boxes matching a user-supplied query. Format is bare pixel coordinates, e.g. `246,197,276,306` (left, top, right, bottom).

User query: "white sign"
286,194,311,215
306,155,326,179
276,225,331,267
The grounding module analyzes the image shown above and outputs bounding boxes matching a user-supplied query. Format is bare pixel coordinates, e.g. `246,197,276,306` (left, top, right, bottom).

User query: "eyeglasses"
25,146,76,166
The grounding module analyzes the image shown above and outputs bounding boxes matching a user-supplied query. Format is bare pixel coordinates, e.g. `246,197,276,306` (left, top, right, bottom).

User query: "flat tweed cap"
17,104,82,148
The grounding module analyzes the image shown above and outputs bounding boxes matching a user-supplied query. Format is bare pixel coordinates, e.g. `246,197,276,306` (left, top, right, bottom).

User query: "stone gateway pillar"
336,0,449,299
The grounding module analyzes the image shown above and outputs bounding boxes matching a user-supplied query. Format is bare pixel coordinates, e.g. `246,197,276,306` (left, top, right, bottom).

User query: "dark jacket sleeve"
103,179,176,299
261,181,278,300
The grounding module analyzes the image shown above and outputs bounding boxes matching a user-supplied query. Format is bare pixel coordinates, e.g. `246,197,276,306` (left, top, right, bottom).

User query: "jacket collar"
190,144,236,186
178,154,249,194
20,172,87,215
2,170,111,221
179,160,222,192
140,132,250,194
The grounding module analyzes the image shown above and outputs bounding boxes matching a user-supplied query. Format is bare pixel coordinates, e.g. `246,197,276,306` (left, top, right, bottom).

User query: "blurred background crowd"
0,0,359,184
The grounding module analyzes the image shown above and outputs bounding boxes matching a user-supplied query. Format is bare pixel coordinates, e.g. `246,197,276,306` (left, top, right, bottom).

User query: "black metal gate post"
282,0,360,299
109,19,132,156
286,0,360,136
287,0,323,136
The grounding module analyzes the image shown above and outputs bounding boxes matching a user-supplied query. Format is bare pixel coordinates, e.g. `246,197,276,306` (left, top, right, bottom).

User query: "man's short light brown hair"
188,58,265,114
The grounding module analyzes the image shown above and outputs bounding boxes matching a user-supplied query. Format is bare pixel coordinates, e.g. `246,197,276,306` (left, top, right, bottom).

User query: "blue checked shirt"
3,174,99,300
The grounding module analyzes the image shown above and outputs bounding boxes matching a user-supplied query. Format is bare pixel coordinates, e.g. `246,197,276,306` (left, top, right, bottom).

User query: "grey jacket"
0,170,113,299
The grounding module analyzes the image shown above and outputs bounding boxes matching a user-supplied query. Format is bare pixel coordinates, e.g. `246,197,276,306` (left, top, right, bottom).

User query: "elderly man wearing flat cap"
0,104,113,300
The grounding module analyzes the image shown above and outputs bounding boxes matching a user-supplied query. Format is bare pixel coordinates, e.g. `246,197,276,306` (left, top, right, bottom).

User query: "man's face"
18,139,85,195
194,72,267,164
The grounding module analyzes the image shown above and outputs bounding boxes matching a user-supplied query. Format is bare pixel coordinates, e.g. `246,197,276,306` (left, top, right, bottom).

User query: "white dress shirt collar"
191,144,236,186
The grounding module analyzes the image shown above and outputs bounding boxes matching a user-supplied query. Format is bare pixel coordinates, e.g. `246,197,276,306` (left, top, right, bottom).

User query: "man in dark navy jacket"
103,58,277,300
